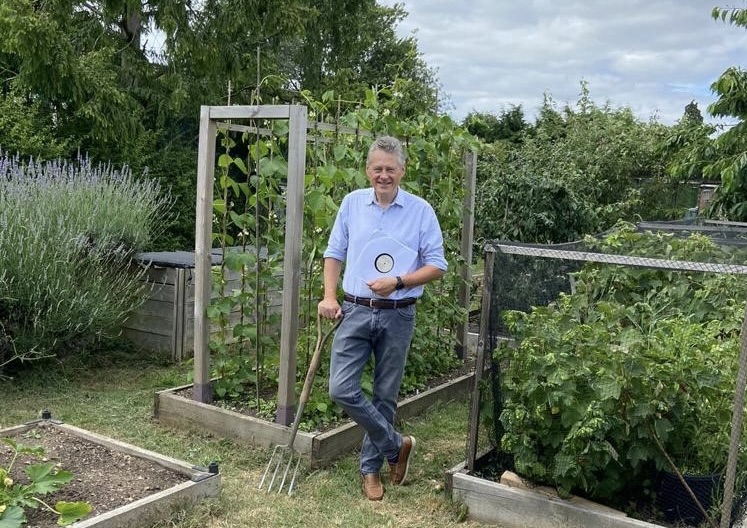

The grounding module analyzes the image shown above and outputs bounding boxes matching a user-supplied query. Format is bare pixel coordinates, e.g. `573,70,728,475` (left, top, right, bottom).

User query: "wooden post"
720,303,747,527
275,105,308,426
456,150,477,360
193,106,217,403
467,245,495,472
173,268,186,361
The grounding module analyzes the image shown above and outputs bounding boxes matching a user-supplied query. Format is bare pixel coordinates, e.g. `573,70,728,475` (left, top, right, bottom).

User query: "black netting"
467,221,747,525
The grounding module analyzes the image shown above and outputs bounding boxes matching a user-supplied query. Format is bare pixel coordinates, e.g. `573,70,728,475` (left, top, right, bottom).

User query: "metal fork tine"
267,448,286,492
287,455,303,496
278,451,295,493
259,445,278,490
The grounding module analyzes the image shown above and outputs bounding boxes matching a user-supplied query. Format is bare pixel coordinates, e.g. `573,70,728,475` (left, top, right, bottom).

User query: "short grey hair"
367,136,406,168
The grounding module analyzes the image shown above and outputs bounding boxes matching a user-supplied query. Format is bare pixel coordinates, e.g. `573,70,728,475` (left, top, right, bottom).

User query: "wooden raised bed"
446,456,663,528
446,454,747,528
155,370,474,468
1,418,220,528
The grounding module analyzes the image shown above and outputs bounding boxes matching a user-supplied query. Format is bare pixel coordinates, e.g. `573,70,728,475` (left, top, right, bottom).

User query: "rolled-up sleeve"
420,206,448,272
323,195,348,261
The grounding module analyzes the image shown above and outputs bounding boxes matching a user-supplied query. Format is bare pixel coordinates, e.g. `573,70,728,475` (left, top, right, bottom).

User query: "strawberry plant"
0,437,91,527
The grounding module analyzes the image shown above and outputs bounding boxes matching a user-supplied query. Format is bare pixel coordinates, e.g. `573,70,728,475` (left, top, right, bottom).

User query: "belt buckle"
368,298,375,308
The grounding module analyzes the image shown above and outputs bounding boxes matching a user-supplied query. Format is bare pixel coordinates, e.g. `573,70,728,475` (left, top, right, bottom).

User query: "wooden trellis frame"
193,105,307,426
193,104,477,426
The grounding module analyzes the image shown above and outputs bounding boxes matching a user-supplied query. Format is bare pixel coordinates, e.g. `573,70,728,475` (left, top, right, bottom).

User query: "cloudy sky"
380,0,747,126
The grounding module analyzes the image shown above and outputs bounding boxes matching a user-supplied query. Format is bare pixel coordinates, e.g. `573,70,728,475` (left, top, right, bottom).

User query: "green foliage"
0,0,440,254
463,106,528,145
208,126,286,404
677,7,747,221
474,83,673,245
0,1,151,156
0,154,171,372
495,226,747,502
475,144,597,244
294,1,439,117
701,66,747,220
0,90,69,159
654,102,715,218
713,5,747,28
0,436,92,527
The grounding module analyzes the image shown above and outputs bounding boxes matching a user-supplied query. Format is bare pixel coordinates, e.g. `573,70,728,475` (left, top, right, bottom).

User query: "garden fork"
258,313,341,496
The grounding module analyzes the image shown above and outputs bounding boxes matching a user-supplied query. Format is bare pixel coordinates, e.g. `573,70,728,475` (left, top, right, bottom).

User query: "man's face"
366,150,404,198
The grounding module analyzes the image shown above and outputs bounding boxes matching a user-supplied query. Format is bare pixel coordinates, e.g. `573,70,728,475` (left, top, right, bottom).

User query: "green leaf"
0,505,25,528
595,378,621,400
55,501,92,526
233,324,257,340
654,418,672,444
258,158,287,178
25,463,72,494
233,157,248,175
305,189,325,213
333,143,347,161
627,443,651,468
228,210,246,230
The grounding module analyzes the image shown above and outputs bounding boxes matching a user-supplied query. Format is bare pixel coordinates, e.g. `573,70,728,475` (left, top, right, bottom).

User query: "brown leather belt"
343,293,417,309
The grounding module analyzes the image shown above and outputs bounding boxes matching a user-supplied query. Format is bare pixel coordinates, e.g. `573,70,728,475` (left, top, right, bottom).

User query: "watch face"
374,253,395,273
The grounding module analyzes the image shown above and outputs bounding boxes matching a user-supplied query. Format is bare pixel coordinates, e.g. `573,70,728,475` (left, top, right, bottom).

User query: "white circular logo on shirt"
374,253,395,273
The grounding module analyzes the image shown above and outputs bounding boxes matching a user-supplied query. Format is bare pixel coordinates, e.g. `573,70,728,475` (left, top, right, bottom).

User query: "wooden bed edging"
1,419,221,528
446,459,665,528
155,371,474,467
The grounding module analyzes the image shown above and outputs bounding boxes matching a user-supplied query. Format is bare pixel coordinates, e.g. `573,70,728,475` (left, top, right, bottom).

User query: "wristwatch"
395,276,405,290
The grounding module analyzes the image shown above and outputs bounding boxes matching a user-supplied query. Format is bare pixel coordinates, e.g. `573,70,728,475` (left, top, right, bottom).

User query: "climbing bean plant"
207,89,478,429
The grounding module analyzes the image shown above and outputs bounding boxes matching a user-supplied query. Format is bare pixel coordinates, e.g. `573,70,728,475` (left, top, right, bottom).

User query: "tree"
683,100,704,125
660,101,716,184
474,83,673,245
463,105,528,145
289,1,439,116
0,0,442,249
697,6,747,220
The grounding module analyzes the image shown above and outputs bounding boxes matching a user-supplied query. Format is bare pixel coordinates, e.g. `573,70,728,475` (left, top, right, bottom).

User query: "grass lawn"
0,344,486,528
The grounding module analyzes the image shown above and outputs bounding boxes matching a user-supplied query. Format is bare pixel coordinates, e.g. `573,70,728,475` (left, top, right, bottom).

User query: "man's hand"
318,298,342,319
366,276,398,297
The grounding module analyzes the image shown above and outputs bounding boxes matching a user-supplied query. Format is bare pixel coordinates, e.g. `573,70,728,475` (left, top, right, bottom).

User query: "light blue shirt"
323,187,448,299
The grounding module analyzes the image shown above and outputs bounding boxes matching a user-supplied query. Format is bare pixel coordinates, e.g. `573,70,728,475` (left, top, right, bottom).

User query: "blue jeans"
328,300,416,475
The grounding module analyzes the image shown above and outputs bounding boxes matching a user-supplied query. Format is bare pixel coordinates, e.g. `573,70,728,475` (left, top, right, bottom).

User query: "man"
318,135,448,501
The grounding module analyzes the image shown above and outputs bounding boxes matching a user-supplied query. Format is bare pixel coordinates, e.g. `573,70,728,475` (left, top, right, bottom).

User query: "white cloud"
383,0,747,124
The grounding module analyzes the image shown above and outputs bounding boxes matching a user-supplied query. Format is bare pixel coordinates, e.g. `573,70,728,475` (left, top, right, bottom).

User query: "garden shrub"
0,153,171,372
496,225,747,503
474,85,675,246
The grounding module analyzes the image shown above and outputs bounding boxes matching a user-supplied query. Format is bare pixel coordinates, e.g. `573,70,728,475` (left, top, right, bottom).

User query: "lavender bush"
0,153,171,372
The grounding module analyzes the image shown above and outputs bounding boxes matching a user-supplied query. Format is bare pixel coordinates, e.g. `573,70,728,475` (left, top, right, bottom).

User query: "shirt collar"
366,187,404,207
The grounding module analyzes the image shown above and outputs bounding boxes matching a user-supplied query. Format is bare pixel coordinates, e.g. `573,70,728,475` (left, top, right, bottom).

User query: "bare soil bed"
1,424,187,528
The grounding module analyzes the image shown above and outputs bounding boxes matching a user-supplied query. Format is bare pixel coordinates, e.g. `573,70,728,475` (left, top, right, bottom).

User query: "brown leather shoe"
389,435,416,485
361,473,384,500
